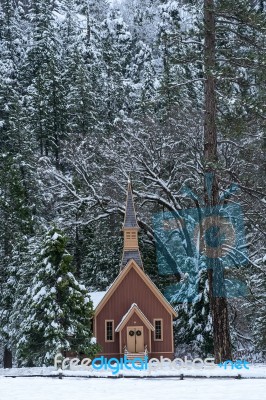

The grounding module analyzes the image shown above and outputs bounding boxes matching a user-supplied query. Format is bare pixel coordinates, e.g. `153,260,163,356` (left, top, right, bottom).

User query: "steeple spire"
120,179,143,271
123,179,139,229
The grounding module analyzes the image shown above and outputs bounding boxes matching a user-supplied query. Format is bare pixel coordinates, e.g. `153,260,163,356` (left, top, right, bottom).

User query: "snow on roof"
115,303,139,331
89,291,107,308
115,303,154,332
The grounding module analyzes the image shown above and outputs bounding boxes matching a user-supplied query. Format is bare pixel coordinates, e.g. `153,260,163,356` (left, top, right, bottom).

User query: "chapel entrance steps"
124,345,148,362
125,352,147,361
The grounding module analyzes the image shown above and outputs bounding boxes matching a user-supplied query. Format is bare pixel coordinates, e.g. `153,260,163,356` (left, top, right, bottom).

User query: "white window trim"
153,318,163,341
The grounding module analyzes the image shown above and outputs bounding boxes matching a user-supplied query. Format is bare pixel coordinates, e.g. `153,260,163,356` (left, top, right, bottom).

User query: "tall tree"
0,0,36,368
203,0,232,362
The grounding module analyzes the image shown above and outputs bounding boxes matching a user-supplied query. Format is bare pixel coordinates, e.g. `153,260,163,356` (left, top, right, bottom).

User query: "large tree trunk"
3,347,12,369
203,0,232,363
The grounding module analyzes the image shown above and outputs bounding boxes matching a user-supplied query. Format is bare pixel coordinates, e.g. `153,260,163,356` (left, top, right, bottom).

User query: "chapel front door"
127,326,144,353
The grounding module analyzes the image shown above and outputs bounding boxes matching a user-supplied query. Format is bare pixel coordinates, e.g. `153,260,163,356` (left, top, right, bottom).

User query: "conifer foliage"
15,228,98,366
0,0,265,365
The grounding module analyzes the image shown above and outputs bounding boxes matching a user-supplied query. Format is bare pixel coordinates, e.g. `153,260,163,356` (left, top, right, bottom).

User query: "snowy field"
0,377,266,400
1,364,266,378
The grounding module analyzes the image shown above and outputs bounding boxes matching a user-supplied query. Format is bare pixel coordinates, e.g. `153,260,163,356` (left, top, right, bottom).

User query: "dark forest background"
0,0,265,366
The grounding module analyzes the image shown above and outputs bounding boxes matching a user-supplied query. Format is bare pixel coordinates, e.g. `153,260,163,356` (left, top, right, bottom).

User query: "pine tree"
121,0,160,45
101,9,133,129
15,228,98,366
0,236,39,367
172,270,213,356
126,39,157,115
0,0,37,368
251,256,266,355
23,0,65,166
61,0,105,140
157,0,202,118
81,219,122,290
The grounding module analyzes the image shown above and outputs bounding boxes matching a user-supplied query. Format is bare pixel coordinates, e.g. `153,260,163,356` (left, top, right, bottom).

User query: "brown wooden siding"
95,266,173,358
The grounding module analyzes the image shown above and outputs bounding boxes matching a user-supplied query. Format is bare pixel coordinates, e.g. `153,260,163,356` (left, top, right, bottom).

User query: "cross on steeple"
120,179,143,271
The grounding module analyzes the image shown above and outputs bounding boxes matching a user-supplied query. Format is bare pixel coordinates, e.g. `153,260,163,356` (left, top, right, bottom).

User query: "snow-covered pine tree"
100,8,132,130
80,218,122,291
15,228,98,366
157,0,202,118
61,0,105,140
251,255,266,357
121,0,160,45
213,0,266,139
171,269,213,356
126,37,157,115
23,0,65,167
0,236,39,368
0,0,38,368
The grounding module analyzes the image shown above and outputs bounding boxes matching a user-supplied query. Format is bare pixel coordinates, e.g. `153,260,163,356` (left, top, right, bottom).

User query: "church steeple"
121,179,143,271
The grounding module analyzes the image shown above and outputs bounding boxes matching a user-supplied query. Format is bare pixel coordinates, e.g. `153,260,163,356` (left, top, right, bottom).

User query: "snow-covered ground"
1,364,266,378
0,364,265,400
0,377,266,400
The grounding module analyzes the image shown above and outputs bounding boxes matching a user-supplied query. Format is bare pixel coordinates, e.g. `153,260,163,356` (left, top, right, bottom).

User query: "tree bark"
203,0,232,363
3,347,12,369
